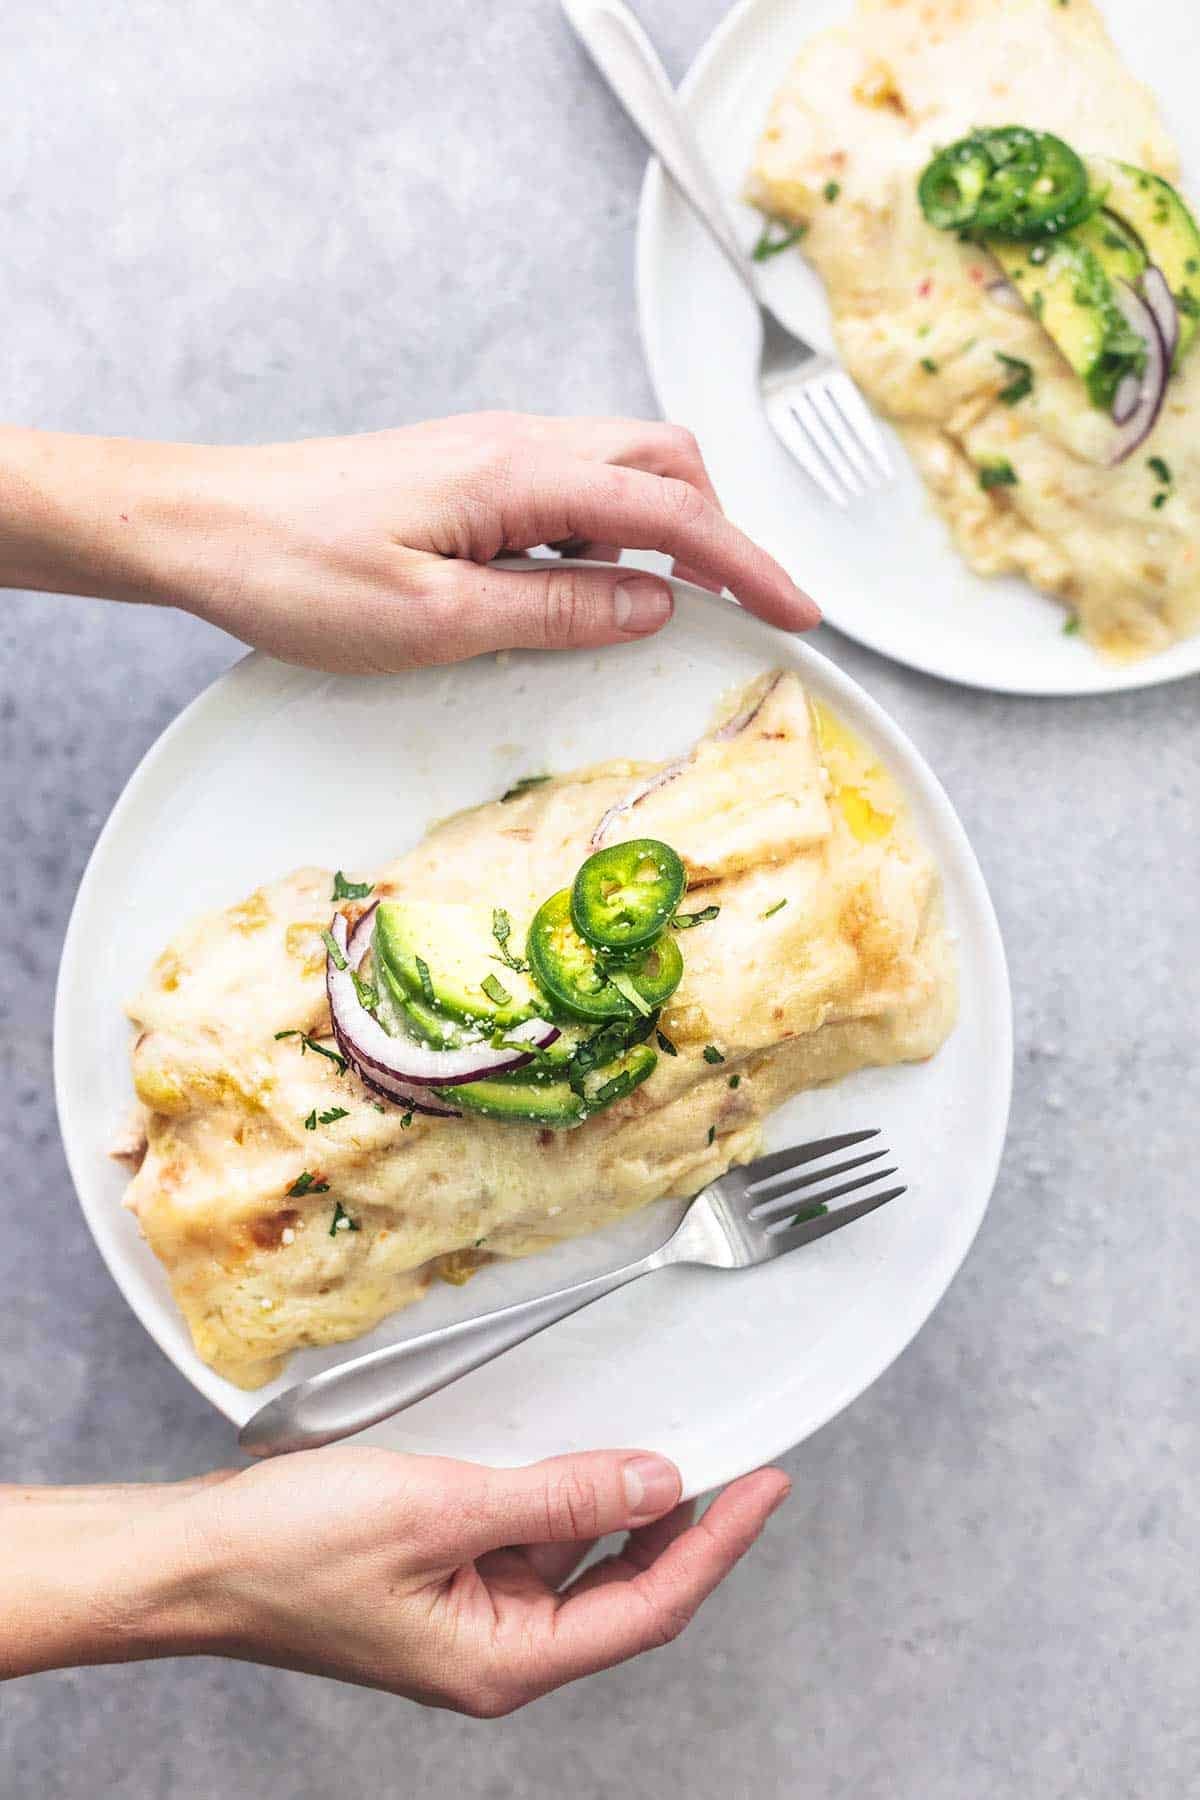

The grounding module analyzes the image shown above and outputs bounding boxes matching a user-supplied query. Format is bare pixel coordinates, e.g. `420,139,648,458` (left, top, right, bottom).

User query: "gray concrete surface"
2,2,1197,1795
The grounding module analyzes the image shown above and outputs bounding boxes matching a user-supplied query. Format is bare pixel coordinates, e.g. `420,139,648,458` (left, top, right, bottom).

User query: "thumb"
429,562,674,658
453,1451,683,1558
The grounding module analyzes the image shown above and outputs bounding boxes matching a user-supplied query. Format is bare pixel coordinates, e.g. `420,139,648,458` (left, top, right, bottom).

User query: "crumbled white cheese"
336,1215,352,1231
281,1227,296,1245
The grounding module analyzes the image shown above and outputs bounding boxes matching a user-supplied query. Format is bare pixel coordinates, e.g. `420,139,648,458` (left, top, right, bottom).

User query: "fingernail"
622,1454,681,1519
614,577,672,636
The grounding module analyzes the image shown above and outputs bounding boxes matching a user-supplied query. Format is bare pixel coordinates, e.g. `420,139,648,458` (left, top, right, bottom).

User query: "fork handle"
562,0,757,295
238,1248,665,1457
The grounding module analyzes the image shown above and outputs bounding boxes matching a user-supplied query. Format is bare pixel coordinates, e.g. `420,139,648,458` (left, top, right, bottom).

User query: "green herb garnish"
729,1074,741,1089
1148,456,1172,486
761,899,788,919
702,1045,725,1065
329,1200,361,1236
790,1201,830,1225
481,972,512,1008
400,1112,413,1129
979,458,1018,491
491,907,527,972
500,774,552,803
672,905,720,931
751,218,808,262
823,180,841,203
304,1109,317,1131
351,973,379,1014
321,927,348,971
1151,492,1168,510
996,353,1034,405
331,871,373,902
277,1032,348,1074
707,1125,716,1145
920,357,939,375
656,1029,678,1057
288,1170,331,1197
319,1106,349,1125
414,955,436,1006
1062,615,1081,636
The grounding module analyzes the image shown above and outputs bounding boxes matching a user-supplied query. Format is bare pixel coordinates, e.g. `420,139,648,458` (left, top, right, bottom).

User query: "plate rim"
54,591,1013,1489
634,0,1200,699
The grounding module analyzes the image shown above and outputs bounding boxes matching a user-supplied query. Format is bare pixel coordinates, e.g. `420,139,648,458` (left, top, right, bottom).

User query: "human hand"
181,1446,790,1711
1,416,817,669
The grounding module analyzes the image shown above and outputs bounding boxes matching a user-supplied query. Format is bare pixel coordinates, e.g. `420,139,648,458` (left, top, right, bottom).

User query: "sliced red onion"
1108,281,1169,465
326,912,558,1088
1139,265,1179,367
590,672,784,849
1111,372,1141,425
986,278,1025,313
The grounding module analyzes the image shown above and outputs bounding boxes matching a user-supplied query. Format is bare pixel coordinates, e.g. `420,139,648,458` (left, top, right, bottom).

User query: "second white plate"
636,0,1200,696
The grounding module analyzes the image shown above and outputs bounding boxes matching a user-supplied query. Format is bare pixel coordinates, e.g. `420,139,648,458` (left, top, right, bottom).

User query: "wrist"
0,426,208,608
0,1477,234,1678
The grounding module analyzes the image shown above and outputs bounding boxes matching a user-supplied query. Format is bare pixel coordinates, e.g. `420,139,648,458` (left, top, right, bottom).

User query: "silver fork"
562,0,893,507
239,1129,904,1457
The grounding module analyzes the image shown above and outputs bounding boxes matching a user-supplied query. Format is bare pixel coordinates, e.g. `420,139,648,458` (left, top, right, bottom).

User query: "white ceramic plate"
636,0,1200,696
55,587,1011,1496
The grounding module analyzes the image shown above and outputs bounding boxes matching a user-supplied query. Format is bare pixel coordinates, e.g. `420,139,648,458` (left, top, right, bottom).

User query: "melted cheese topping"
749,0,1200,659
120,673,957,1388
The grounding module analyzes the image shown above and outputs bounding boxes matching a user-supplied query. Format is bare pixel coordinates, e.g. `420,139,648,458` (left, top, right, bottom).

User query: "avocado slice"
375,956,464,1050
987,236,1146,408
374,900,543,1030
1086,157,1200,359
438,1071,587,1128
1068,210,1145,287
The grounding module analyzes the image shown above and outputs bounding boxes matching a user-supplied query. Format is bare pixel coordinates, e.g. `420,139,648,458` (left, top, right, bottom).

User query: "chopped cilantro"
481,972,512,1008
761,899,788,919
995,352,1034,405
656,1028,678,1057
500,774,552,803
823,180,841,203
979,458,1018,491
331,871,373,902
671,905,720,931
1151,492,1169,510
277,1032,348,1074
920,356,939,374
414,955,436,1006
790,1200,830,1225
400,1111,414,1129
491,907,527,972
728,1074,741,1089
321,927,348,971
702,1045,726,1065
329,1200,361,1236
1148,456,1172,486
318,1106,349,1125
288,1170,331,1197
303,1109,317,1131
752,218,808,261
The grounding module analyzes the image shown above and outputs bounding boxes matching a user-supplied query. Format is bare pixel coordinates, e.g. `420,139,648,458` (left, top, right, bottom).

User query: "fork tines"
746,1129,905,1243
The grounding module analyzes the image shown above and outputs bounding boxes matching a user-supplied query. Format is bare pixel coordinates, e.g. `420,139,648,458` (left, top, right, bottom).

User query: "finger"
523,1539,597,1589
506,457,817,631
557,1499,696,1597
523,416,725,513
414,559,674,659
442,1450,683,1561
546,536,622,564
539,1468,790,1686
